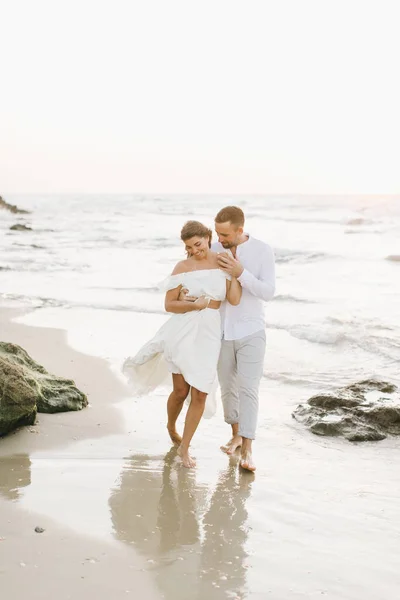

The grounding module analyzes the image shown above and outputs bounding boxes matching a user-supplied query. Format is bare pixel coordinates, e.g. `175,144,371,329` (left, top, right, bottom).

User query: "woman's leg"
167,374,190,445
178,387,207,468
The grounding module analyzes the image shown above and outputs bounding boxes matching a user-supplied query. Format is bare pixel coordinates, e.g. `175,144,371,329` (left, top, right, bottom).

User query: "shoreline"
0,307,160,599
0,307,128,456
2,306,400,599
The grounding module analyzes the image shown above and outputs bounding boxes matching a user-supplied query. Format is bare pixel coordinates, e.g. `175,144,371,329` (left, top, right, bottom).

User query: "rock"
0,196,30,214
292,379,400,441
10,224,32,231
34,527,45,533
0,342,88,437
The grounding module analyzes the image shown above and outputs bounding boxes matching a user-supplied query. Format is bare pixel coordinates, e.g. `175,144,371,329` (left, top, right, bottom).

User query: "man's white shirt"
211,235,275,341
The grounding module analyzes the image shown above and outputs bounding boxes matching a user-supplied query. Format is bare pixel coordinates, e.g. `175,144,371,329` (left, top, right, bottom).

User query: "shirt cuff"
237,268,250,284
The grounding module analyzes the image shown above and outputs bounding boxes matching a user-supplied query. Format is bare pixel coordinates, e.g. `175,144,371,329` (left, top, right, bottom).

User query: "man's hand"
178,286,198,302
217,252,244,278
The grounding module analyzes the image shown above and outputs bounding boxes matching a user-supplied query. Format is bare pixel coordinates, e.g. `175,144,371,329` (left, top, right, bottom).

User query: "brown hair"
180,220,212,248
215,206,245,228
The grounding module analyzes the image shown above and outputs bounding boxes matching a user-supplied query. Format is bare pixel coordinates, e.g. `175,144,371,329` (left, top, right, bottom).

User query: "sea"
1,194,399,390
2,194,400,599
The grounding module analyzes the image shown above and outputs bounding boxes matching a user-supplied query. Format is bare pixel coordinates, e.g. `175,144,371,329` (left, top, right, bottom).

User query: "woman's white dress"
122,268,229,418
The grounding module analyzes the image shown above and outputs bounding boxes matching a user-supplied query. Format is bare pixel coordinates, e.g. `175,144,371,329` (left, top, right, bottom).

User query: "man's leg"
217,339,241,454
236,330,266,471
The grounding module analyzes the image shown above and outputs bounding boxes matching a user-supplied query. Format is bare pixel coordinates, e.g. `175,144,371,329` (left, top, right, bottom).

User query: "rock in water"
10,224,32,231
0,196,30,214
0,342,88,437
292,379,400,441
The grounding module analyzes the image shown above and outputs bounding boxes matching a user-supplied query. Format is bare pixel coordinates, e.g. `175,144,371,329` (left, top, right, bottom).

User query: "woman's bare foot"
239,451,256,472
177,446,196,468
221,435,242,455
167,425,182,446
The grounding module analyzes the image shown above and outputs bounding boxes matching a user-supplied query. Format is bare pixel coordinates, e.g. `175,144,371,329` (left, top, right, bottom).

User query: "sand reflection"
109,448,254,599
0,453,32,501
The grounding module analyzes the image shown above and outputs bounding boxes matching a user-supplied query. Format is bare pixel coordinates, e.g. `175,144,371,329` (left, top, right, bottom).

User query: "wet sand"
0,308,159,599
1,308,400,599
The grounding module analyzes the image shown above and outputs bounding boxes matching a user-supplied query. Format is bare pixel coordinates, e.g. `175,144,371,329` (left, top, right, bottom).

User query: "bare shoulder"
171,259,192,275
208,251,220,266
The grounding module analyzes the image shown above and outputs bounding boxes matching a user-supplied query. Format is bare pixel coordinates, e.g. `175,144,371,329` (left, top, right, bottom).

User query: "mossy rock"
10,224,32,231
293,379,400,442
0,196,30,214
0,342,88,437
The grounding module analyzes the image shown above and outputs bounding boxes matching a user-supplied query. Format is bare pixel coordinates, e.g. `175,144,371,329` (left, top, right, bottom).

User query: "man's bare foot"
167,426,182,446
177,446,196,468
221,435,242,455
239,451,256,472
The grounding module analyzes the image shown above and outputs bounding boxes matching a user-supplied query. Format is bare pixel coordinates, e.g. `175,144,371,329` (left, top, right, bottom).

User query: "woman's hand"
178,286,198,302
194,295,210,310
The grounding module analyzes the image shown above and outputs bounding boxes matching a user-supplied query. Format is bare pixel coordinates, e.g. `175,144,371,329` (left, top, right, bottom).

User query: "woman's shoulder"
207,252,220,267
171,259,192,276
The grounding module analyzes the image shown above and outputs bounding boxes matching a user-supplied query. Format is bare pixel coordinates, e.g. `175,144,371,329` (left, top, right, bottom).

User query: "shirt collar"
237,233,251,251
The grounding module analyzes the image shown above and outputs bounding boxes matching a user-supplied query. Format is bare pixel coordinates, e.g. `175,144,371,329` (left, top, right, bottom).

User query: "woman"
123,221,242,468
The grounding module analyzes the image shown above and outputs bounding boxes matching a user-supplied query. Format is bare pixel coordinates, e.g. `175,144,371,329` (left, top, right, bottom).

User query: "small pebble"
34,527,45,533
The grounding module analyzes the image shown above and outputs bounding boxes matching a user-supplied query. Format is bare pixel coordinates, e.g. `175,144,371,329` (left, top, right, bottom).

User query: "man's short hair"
215,206,245,228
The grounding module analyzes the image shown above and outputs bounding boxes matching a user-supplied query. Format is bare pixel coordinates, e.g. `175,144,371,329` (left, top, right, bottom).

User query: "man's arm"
238,245,275,301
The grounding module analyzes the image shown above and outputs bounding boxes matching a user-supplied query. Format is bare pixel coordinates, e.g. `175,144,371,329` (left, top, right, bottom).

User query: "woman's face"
184,235,209,259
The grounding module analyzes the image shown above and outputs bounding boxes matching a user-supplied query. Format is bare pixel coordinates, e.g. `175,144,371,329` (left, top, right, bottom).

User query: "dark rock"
0,196,30,214
0,342,88,437
292,379,400,442
34,527,45,533
10,224,32,231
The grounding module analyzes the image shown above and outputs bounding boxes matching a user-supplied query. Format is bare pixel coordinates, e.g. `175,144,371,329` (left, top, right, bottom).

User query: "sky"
0,0,399,194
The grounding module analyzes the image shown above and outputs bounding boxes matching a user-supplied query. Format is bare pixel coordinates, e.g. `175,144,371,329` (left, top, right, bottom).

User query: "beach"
0,307,160,599
1,194,400,598
1,305,400,599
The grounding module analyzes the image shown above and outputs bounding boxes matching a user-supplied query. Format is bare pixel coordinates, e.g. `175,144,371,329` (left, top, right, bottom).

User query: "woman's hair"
180,220,212,248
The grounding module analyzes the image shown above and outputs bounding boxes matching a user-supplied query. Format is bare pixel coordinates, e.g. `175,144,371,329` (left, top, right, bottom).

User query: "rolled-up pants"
217,330,266,440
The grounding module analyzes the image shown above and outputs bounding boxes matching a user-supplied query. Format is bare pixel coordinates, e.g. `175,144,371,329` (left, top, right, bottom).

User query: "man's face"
215,221,243,249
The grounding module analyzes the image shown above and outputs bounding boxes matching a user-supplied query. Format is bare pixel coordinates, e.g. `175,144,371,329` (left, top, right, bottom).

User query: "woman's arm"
226,277,242,306
165,285,209,313
164,261,196,313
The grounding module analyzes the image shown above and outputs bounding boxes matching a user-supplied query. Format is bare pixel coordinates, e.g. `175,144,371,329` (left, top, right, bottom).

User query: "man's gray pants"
217,330,266,440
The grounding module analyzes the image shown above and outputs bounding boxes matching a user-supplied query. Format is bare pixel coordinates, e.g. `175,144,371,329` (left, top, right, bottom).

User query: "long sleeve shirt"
211,235,275,340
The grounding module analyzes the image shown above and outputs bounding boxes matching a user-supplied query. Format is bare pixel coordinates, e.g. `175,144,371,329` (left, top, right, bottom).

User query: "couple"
123,206,275,471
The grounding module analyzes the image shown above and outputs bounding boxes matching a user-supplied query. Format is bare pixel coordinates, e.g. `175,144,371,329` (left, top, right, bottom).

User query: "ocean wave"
87,285,160,293
10,243,47,249
267,323,347,345
0,259,89,272
264,370,354,389
344,228,383,235
275,248,328,264
274,294,315,304
327,315,394,332
268,318,400,363
346,217,372,225
289,325,347,345
353,335,400,364
0,293,64,308
0,292,166,315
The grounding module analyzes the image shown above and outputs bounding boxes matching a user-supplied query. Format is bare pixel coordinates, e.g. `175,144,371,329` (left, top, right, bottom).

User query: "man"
212,206,275,472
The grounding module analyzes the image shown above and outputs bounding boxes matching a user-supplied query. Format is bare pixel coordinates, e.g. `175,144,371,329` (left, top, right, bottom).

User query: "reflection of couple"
123,206,275,471
109,450,253,600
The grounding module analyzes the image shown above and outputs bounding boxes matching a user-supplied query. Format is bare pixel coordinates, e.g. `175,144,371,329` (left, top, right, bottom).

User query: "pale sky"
1,0,399,194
